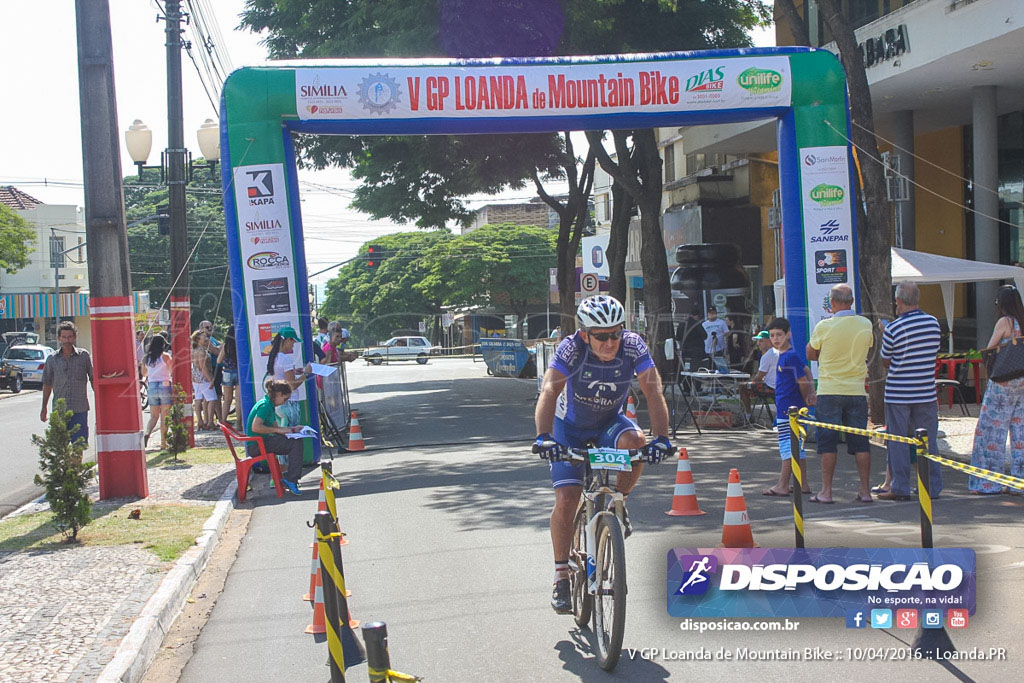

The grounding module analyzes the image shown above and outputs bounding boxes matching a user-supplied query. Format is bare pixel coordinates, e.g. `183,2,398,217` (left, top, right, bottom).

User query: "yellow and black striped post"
315,511,365,681
914,429,934,549
322,461,341,523
787,407,805,549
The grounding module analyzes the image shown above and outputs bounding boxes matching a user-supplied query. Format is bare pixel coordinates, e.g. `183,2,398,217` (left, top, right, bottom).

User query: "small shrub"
32,398,94,541
165,384,190,462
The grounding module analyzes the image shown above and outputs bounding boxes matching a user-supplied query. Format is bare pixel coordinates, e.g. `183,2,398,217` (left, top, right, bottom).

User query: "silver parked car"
2,344,54,386
363,336,433,365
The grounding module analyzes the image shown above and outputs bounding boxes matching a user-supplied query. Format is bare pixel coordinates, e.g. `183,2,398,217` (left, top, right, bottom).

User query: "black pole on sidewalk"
363,621,391,683
788,407,805,549
910,429,955,659
316,512,365,681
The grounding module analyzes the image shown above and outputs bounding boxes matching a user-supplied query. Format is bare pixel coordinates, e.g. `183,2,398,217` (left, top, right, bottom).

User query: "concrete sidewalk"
0,429,238,683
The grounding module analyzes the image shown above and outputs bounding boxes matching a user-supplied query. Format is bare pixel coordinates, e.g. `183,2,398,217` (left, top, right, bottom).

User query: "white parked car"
363,336,433,365
2,344,54,386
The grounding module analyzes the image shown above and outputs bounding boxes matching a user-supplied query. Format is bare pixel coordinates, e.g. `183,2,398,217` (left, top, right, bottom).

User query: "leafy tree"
123,165,230,328
776,0,892,422
320,231,452,345
0,203,36,276
165,384,191,463
32,398,95,541
418,223,557,337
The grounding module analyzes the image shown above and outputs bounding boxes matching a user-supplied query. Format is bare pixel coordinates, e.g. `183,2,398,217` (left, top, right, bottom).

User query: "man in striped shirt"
879,281,943,500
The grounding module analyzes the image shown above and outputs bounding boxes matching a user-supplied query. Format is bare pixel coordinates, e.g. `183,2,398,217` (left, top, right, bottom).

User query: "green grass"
0,502,212,562
146,447,234,467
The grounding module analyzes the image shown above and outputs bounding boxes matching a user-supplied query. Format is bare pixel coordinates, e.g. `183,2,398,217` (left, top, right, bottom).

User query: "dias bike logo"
685,67,725,94
667,548,976,619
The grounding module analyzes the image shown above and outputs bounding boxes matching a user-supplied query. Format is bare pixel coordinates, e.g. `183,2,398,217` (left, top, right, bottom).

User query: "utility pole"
164,0,194,445
75,0,148,498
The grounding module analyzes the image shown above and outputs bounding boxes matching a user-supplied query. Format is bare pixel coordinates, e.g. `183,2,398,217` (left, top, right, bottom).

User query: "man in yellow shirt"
806,284,874,504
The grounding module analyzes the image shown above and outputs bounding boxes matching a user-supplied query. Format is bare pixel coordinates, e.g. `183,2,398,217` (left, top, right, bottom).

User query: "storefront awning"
0,291,150,319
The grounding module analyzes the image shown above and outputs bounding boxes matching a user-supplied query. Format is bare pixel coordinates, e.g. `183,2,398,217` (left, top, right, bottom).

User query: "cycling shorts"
549,414,642,489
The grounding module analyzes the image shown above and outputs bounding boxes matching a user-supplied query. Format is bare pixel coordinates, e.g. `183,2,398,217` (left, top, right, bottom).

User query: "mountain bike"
534,441,663,671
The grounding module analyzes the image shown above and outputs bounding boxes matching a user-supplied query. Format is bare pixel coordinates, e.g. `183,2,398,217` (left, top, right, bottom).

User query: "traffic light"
366,243,382,268
156,204,170,235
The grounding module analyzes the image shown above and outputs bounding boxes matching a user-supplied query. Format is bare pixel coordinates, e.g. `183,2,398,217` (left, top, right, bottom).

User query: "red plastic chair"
219,422,285,502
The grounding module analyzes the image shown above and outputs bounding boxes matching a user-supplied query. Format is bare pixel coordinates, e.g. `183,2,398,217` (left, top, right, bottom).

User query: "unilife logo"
717,562,963,592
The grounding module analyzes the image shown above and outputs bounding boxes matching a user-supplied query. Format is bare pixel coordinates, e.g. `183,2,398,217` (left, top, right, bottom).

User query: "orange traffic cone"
625,395,638,422
347,411,365,451
306,563,359,633
665,449,705,516
303,543,319,602
721,468,756,548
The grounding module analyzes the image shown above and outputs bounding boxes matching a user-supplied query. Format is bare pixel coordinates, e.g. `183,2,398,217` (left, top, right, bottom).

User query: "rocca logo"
810,184,845,206
247,251,291,270
685,67,725,93
737,67,782,94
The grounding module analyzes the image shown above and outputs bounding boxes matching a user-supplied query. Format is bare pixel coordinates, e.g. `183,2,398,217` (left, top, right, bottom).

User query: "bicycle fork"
583,486,624,596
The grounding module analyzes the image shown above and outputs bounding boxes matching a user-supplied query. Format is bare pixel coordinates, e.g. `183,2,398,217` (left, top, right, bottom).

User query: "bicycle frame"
581,468,624,597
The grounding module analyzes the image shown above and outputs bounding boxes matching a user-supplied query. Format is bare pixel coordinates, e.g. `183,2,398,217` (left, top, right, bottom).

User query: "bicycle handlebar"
532,441,668,462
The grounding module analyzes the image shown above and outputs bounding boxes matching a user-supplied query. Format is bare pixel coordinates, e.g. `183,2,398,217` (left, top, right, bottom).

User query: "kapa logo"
246,170,275,205
247,251,291,270
676,555,718,595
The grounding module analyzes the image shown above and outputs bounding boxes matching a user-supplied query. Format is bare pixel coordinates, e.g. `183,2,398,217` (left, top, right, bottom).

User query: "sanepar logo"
810,183,845,206
737,67,782,94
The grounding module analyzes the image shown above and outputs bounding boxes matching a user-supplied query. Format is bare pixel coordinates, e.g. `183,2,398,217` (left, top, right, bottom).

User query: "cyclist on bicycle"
534,295,674,613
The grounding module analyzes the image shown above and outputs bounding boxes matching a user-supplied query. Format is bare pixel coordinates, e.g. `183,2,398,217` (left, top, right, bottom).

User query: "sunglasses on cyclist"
587,329,623,342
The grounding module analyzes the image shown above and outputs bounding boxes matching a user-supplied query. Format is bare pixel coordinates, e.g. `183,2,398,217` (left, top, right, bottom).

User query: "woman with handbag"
970,284,1024,494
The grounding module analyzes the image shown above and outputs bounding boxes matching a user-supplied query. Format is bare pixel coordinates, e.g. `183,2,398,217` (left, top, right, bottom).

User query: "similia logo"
737,67,783,94
810,184,845,206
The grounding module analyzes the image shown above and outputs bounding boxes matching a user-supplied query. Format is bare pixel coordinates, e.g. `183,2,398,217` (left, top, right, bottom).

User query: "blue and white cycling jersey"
549,330,655,432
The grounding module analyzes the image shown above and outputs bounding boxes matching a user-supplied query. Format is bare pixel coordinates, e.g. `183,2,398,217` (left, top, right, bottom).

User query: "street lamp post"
123,0,219,447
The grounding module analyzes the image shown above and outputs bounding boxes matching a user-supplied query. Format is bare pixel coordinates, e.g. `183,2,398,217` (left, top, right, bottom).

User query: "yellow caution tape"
368,667,422,682
789,408,1024,491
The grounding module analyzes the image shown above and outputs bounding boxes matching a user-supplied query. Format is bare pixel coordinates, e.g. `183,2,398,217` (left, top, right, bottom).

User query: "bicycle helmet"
577,295,626,329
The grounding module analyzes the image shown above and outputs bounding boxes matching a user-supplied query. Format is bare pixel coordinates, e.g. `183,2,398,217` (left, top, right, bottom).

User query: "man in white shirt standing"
702,307,729,371
740,330,778,423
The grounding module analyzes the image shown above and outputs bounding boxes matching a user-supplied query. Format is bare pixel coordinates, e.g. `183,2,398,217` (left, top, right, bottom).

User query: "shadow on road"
554,629,671,681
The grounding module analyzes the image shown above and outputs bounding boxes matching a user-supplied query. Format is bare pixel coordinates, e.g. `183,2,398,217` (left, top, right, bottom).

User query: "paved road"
0,387,97,518
180,359,1023,681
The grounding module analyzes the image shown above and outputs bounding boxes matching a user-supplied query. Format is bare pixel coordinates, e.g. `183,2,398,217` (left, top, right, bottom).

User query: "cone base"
302,593,312,602
719,540,758,548
305,624,326,635
666,508,707,516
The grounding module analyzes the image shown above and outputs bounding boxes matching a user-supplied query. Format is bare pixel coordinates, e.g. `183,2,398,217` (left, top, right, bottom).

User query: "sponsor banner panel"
798,146,854,327
294,56,792,121
582,234,610,277
232,163,303,402
667,547,976,619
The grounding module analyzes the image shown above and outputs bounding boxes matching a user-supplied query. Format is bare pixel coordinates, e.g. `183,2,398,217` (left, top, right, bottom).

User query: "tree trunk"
779,0,892,423
606,179,633,303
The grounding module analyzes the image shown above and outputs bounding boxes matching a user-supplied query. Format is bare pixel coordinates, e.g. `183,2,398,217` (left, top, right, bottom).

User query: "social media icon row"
846,609,968,629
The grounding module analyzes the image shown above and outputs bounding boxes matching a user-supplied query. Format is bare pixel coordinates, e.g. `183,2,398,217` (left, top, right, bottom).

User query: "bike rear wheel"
570,504,592,628
592,512,626,671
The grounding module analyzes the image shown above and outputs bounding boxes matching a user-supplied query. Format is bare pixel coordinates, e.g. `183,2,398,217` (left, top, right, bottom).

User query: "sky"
0,1,775,298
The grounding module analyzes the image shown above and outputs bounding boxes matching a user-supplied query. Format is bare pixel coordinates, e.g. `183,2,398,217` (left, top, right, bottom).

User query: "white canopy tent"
774,248,1024,352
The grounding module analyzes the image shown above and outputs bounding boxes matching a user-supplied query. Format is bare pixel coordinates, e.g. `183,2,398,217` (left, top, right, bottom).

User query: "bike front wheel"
592,512,627,671
570,504,592,628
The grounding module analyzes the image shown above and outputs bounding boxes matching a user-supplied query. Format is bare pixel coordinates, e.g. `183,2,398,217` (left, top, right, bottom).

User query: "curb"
96,479,237,683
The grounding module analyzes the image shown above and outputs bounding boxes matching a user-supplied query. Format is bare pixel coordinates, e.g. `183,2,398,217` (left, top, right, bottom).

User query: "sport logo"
247,251,291,270
685,67,725,93
737,67,783,94
245,170,276,206
675,555,717,596
810,183,845,206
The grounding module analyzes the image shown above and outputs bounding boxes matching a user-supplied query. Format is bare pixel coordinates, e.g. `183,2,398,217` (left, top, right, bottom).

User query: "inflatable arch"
220,47,861,457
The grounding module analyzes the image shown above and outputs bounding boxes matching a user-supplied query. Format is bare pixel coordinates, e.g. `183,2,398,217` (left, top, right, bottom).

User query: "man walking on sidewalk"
40,321,95,444
878,281,943,501
807,284,874,504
